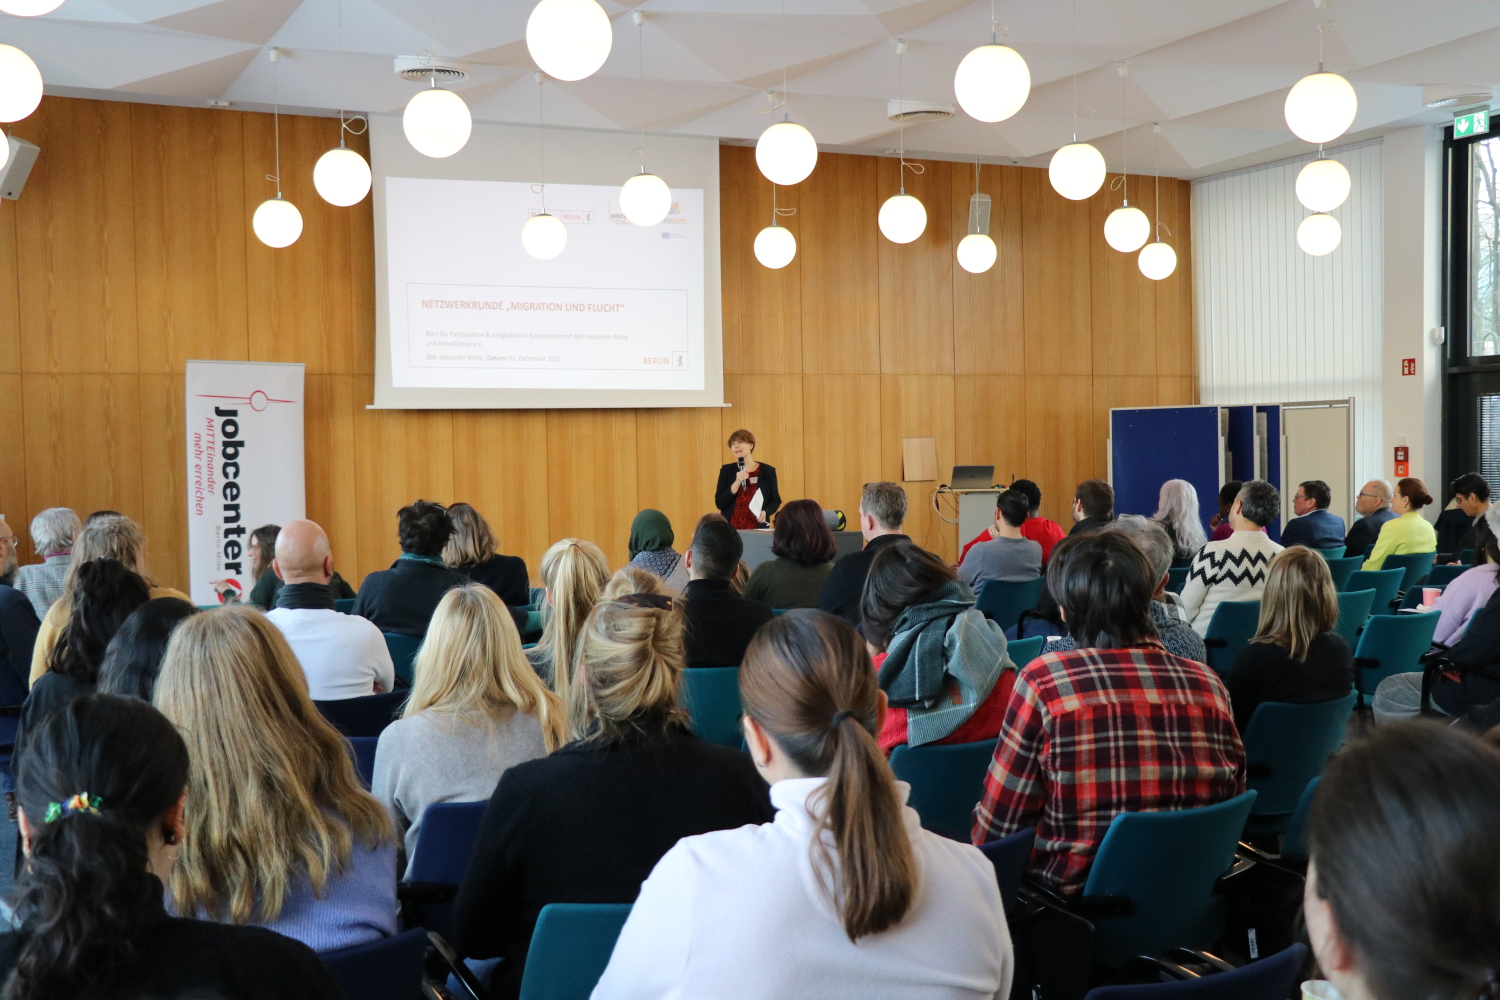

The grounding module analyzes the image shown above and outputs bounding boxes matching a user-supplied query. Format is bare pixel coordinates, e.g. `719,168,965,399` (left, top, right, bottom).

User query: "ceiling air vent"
1423,85,1493,109
887,99,955,123
395,55,472,84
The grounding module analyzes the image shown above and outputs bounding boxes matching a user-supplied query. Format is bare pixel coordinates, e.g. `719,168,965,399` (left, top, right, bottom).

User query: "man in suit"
1281,480,1346,549
819,482,910,625
1343,479,1397,559
681,518,774,668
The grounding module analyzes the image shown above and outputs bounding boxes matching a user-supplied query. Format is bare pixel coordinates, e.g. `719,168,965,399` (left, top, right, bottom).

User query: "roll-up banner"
185,361,306,605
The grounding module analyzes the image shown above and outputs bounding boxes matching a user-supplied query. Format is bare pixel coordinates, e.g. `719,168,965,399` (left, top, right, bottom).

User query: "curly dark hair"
47,559,151,685
397,499,453,556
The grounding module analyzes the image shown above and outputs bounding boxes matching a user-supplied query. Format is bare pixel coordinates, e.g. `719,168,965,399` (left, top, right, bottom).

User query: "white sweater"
1179,529,1285,636
591,777,1013,1000
265,607,396,700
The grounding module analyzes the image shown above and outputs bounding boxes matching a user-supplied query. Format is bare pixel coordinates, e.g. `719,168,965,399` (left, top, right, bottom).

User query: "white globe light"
0,0,63,14
252,198,303,249
1284,71,1357,144
754,225,796,269
0,129,8,172
1103,205,1151,253
619,172,672,226
1295,157,1351,212
956,233,997,273
403,87,471,158
313,146,372,207
755,121,817,186
953,44,1030,123
1297,213,1341,256
878,193,926,244
526,0,613,82
0,45,43,123
1138,241,1177,280
522,213,567,259
1048,142,1106,200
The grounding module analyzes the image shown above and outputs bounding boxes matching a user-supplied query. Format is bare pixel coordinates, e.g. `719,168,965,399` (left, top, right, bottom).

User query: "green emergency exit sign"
1454,109,1490,137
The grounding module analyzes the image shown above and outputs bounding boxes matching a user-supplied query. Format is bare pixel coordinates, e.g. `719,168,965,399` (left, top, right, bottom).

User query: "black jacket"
681,578,775,668
1227,633,1353,732
817,533,910,626
0,585,38,707
456,555,531,607
1070,514,1113,536
1434,586,1500,715
1344,508,1397,560
714,462,781,524
353,558,470,637
452,727,774,999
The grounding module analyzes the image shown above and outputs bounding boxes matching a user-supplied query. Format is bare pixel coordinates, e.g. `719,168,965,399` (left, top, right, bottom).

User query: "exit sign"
1455,109,1490,138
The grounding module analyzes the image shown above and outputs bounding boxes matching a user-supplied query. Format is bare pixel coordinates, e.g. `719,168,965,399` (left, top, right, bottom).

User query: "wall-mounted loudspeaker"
0,136,39,200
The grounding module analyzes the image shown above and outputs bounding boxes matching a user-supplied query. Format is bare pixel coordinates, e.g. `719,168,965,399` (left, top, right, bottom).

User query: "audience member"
1226,546,1352,731
2,694,339,1000
354,500,468,638
728,558,751,595
1179,480,1284,636
0,516,16,587
958,489,1042,592
972,531,1245,894
594,610,1012,1000
819,482,909,624
1344,479,1397,558
1436,471,1491,559
96,597,198,702
453,597,773,999
1152,479,1206,566
1070,479,1114,535
13,507,79,618
743,499,837,609
1428,509,1500,646
600,566,668,601
30,515,188,686
715,429,782,529
1362,477,1436,571
1041,516,1206,663
374,584,564,866
959,479,1064,565
0,575,37,706
266,520,394,700
1281,480,1347,549
244,524,282,609
682,518,773,668
155,606,398,952
862,541,1011,753
445,503,531,608
1208,480,1244,542
85,510,122,522
525,538,609,701
623,509,688,596
1303,723,1500,1000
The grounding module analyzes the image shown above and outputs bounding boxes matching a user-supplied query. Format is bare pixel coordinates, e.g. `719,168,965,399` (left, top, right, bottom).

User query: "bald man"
266,519,395,701
1344,479,1397,560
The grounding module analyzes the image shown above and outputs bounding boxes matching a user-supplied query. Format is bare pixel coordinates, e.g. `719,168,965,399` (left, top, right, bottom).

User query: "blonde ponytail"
535,539,609,723
575,597,689,742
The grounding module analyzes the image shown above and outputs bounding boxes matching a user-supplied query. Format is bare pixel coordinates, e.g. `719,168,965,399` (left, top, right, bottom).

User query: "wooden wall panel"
1092,375,1159,481
877,158,954,375
0,374,27,563
351,407,454,575
544,410,639,568
803,376,883,522
1157,376,1197,407
954,375,1028,486
1024,376,1094,525
1021,168,1092,376
953,164,1024,375
0,205,19,373
635,406,725,541
719,146,801,375
304,374,362,574
137,373,188,588
451,409,551,573
1090,174,1157,377
880,375,956,562
1155,178,1195,377
798,152,880,375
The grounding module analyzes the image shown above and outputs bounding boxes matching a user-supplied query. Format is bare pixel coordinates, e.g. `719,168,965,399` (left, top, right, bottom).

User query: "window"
1470,137,1500,357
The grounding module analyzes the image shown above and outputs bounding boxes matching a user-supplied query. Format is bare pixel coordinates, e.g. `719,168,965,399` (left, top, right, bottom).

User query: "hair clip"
43,792,102,823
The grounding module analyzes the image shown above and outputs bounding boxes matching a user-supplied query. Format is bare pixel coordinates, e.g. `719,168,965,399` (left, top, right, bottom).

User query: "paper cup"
1423,587,1442,606
1302,981,1344,1000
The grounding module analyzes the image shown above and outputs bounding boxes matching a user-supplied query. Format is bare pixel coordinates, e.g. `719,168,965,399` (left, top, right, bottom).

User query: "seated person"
353,500,469,637
960,478,1066,565
453,597,774,1000
820,482,909,625
444,503,531,607
623,509,689,596
1226,546,1353,732
1280,480,1347,549
593,610,1012,1000
96,596,199,701
1345,479,1398,559
862,540,1011,752
525,538,610,696
1152,479,1206,567
0,576,38,709
1069,479,1114,535
13,506,78,619
247,523,355,611
958,489,1042,592
972,531,1245,895
1436,471,1490,558
1363,478,1437,571
1208,480,1244,542
265,520,395,700
743,499,837,609
1429,511,1500,645
681,519,773,668
1179,480,1284,636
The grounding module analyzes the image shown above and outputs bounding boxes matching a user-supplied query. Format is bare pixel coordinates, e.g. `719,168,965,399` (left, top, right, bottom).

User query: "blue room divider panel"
1257,405,1282,542
1226,406,1257,484
1111,407,1222,533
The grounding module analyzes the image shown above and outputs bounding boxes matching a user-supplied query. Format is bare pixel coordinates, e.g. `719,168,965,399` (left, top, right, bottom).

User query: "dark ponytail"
7,694,190,1000
739,610,918,940
47,559,152,684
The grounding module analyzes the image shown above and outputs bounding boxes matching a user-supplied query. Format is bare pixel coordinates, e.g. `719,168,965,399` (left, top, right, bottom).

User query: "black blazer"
681,578,774,668
714,462,781,524
1344,508,1397,560
817,533,909,626
0,585,38,706
1435,586,1500,715
457,554,531,607
353,558,470,637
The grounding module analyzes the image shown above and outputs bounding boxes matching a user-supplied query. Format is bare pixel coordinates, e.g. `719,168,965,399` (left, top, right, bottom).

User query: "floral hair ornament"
43,792,102,823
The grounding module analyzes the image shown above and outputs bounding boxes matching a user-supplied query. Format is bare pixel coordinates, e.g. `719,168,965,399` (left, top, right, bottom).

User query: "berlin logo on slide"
195,390,297,411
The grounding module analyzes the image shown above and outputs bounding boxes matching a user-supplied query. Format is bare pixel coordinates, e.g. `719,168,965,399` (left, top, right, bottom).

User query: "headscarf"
628,509,675,559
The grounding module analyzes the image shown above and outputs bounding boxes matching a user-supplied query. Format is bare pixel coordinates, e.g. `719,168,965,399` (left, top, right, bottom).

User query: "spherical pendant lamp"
0,45,43,122
754,224,796,269
0,0,64,15
526,0,613,82
956,233,997,273
878,193,926,244
1138,241,1177,280
313,146,372,206
756,121,817,186
1104,205,1151,253
403,87,472,158
1297,213,1341,256
1284,71,1357,144
0,129,9,172
1048,142,1106,200
1295,157,1351,212
252,198,303,248
619,172,672,226
953,44,1030,123
522,213,567,259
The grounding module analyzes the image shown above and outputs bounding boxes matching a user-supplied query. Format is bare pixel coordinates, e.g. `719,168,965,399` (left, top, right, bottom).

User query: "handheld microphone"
738,458,746,474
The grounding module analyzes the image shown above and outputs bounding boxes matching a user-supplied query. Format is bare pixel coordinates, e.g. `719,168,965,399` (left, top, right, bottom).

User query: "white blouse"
592,777,1013,1000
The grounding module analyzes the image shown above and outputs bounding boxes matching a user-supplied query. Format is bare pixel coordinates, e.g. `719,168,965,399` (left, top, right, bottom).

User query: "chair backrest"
1399,584,1443,611
1203,601,1262,675
1323,555,1364,592
1242,694,1356,821
1007,635,1044,670
1333,589,1376,645
517,903,633,1000
408,800,489,885
1426,563,1470,588
383,632,423,687
978,827,1035,916
1342,568,1403,615
1166,566,1189,595
1280,777,1320,861
1381,550,1437,592
1080,790,1258,967
347,736,378,790
314,690,407,738
335,597,357,614
1351,612,1441,696
888,739,996,834
974,577,1046,632
320,927,430,1000
680,666,743,748
1311,546,1346,560
1081,943,1308,1000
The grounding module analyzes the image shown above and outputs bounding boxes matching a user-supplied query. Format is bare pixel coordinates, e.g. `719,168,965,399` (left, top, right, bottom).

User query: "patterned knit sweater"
1179,529,1284,637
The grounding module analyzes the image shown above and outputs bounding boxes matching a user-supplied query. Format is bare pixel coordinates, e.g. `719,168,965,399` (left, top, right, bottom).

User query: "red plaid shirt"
971,642,1245,895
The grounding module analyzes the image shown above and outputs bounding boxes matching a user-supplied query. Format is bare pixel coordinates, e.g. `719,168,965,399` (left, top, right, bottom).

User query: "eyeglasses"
1357,492,1382,500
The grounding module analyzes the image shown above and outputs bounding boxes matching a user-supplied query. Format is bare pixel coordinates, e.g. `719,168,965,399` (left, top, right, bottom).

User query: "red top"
960,516,1067,565
873,651,1017,753
729,466,761,529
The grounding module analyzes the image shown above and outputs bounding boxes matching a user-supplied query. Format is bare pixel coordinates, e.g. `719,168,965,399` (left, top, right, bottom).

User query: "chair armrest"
1202,638,1227,648
1212,855,1257,894
426,931,491,1000
1353,656,1380,675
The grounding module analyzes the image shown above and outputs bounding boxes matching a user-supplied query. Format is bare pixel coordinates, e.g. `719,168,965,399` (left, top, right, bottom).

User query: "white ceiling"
9,0,1500,178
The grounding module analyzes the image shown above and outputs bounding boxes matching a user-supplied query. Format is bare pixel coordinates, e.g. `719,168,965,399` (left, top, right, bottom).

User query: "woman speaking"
715,429,781,529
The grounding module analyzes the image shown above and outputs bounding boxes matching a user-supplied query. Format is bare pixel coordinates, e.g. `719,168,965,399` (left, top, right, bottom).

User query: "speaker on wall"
0,136,40,201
